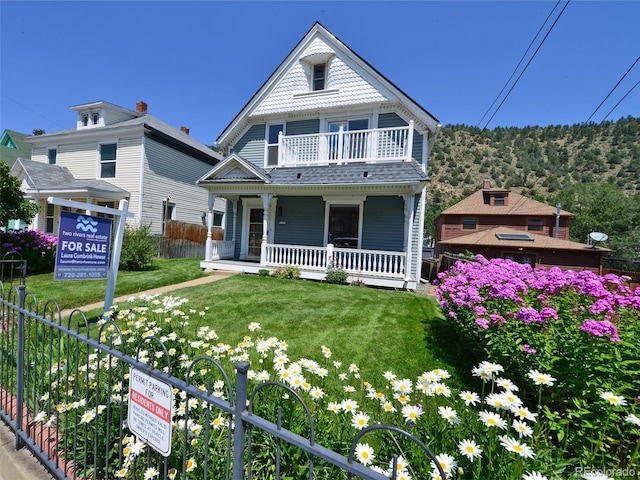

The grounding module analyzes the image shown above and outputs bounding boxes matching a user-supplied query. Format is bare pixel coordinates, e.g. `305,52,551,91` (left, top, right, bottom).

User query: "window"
82,114,89,127
328,119,369,160
462,217,477,230
47,149,57,165
313,64,326,91
92,112,100,125
267,123,284,166
100,143,117,178
528,218,544,231
504,253,536,267
46,203,55,233
493,194,505,206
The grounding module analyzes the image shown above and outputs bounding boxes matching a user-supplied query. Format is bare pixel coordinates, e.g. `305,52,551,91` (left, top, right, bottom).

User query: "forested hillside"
426,116,640,261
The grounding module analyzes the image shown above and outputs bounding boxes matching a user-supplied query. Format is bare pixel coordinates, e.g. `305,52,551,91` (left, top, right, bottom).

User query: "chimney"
136,101,148,114
482,178,491,190
180,126,190,135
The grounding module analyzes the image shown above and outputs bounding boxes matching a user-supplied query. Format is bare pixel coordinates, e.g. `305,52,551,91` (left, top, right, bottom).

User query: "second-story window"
462,217,477,230
100,143,117,178
267,123,284,166
493,194,505,206
528,218,544,231
313,64,326,91
47,148,57,165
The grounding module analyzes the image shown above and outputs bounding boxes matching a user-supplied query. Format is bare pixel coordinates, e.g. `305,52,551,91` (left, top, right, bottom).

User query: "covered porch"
201,241,408,288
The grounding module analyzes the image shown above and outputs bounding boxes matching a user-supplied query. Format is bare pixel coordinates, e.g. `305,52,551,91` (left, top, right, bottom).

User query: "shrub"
0,229,57,275
326,263,348,284
271,264,300,279
119,224,158,271
437,256,640,468
258,269,270,277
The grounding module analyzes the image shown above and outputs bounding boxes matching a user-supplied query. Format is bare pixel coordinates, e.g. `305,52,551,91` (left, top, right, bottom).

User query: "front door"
247,208,263,260
328,205,360,248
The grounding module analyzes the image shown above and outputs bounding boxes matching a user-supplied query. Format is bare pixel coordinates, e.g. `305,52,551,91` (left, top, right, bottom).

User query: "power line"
481,0,571,130
584,56,640,124
0,92,67,130
600,78,640,123
478,0,563,127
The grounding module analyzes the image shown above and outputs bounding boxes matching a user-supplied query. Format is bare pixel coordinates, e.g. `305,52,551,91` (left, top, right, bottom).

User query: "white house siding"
56,142,101,178
31,147,47,162
141,138,220,235
253,52,388,116
110,137,142,223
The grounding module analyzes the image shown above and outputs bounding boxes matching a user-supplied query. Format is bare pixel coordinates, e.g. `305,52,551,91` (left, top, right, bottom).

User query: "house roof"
217,22,441,147
439,188,575,217
10,158,130,199
0,129,32,167
25,104,222,165
438,226,612,252
198,156,429,188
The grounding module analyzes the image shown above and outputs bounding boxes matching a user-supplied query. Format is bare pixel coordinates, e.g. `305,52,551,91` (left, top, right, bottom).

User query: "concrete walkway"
0,270,238,480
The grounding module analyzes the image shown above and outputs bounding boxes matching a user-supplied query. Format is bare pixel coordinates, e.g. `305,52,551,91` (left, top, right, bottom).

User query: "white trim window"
47,148,57,165
99,143,117,178
266,123,285,167
312,63,326,91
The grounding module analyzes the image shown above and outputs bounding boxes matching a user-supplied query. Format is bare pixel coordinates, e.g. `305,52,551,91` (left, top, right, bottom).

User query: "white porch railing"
279,121,414,166
208,240,235,260
264,243,406,278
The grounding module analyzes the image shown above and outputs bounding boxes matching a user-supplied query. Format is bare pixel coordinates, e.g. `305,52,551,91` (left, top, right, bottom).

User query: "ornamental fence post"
232,362,250,479
15,284,25,450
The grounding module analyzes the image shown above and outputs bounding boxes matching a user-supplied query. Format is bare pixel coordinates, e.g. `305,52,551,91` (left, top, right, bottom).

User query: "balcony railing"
278,121,414,166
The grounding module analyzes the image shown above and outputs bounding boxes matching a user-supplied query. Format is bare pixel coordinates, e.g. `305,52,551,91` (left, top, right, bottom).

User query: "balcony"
277,121,414,166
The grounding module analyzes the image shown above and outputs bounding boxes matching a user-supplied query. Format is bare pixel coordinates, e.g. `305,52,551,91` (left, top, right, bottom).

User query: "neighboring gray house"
197,23,441,289
11,101,225,235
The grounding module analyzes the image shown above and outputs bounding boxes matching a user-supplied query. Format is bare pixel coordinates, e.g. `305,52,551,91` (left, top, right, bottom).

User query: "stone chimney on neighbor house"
136,101,148,114
180,126,190,135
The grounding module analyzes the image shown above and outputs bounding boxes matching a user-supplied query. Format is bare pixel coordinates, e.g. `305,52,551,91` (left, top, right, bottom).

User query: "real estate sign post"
49,197,131,317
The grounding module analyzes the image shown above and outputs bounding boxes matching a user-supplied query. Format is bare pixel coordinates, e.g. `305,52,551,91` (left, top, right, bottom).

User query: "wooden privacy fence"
159,220,223,259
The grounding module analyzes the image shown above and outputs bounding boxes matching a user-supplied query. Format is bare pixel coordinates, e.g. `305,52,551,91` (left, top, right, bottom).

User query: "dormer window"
92,112,100,125
82,114,89,127
313,64,326,91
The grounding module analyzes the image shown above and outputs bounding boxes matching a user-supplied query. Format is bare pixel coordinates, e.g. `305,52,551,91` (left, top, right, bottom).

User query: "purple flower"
579,319,621,342
475,317,490,329
522,344,537,354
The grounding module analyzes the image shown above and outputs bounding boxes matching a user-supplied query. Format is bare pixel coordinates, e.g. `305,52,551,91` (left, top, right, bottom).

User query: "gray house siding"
409,193,423,278
233,124,265,167
361,196,404,251
285,119,320,136
274,196,325,246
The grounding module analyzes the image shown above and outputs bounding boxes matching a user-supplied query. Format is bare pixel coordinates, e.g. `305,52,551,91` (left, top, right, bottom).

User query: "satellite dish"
590,232,608,242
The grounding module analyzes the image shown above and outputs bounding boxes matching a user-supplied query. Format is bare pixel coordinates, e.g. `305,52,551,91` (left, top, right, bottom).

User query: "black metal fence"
0,282,446,480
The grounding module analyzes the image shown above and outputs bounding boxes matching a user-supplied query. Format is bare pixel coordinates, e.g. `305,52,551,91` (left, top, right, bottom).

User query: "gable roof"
439,189,575,217
10,158,129,199
217,22,440,147
0,129,32,167
438,226,612,252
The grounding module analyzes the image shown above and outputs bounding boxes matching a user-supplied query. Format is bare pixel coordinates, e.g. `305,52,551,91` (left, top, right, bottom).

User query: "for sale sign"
54,211,112,280
128,368,174,456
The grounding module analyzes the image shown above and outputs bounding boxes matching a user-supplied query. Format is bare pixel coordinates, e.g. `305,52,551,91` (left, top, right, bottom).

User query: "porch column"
260,194,273,265
232,199,238,242
205,193,217,261
403,194,415,281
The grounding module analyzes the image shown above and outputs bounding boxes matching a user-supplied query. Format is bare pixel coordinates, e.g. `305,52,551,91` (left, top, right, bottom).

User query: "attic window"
92,112,99,125
82,114,89,127
493,194,505,206
313,64,326,91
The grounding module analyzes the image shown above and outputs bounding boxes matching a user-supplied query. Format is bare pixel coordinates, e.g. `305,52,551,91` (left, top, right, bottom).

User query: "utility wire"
478,0,563,127
481,0,571,130
584,56,640,124
600,78,640,123
0,92,67,130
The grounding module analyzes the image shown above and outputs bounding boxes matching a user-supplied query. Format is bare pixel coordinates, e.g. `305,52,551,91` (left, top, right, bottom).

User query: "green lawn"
19,258,476,390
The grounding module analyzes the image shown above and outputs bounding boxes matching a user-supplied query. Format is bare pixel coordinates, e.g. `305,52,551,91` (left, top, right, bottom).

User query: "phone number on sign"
59,271,105,279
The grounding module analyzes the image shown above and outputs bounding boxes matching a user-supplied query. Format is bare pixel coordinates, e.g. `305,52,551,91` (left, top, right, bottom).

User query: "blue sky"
1,1,638,146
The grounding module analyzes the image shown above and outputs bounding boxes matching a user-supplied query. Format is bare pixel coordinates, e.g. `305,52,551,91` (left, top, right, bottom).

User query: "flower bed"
437,256,640,472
